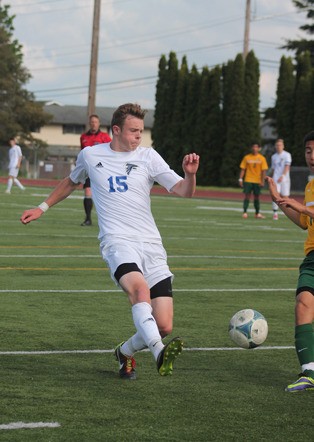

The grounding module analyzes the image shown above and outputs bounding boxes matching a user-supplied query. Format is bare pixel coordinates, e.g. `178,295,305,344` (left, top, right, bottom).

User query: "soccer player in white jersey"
21,103,200,380
5,138,25,194
269,139,292,220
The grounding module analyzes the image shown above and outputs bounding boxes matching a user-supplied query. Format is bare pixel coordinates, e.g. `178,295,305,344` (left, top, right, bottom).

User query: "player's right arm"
20,177,80,224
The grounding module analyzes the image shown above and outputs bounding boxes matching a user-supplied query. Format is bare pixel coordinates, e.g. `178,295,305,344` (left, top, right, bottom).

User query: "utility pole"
86,0,101,129
243,0,251,59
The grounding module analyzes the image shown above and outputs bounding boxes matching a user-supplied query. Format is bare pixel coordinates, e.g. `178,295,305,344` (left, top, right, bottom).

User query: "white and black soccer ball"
228,309,268,349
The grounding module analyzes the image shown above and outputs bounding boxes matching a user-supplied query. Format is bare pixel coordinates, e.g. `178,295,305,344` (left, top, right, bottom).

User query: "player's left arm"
172,153,200,198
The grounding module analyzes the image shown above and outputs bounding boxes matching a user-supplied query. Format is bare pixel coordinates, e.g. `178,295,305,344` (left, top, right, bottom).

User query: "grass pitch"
0,184,313,441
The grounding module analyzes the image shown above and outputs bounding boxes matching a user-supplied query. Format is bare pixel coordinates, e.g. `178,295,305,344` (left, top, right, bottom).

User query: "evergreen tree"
244,51,260,144
275,56,296,149
284,0,314,63
166,56,189,172
182,64,201,154
194,66,223,185
220,54,247,186
0,4,50,147
152,55,167,150
293,52,313,164
152,52,178,159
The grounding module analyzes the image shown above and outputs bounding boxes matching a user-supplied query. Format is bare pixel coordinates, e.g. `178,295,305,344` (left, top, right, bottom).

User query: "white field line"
0,422,60,430
197,206,274,214
0,232,303,243
0,254,302,260
0,346,294,356
0,288,296,293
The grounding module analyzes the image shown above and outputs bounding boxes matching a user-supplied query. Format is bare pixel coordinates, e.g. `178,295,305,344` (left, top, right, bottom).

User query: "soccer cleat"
285,372,314,392
81,219,92,226
255,213,265,219
5,189,11,194
157,337,183,376
273,212,279,221
114,342,137,380
242,213,248,219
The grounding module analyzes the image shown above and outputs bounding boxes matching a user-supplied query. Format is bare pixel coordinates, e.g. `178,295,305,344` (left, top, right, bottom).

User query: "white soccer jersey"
70,143,183,242
271,151,292,181
8,144,22,169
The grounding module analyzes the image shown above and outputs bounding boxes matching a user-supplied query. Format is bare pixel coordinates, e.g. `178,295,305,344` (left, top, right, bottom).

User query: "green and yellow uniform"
297,179,314,292
240,153,268,195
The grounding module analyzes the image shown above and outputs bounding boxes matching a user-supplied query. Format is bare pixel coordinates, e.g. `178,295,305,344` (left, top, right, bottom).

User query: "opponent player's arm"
20,177,80,224
238,168,245,187
266,177,306,229
261,169,267,186
171,153,199,198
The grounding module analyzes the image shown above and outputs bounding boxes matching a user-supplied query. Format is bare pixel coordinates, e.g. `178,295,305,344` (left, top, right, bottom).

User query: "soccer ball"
228,309,268,349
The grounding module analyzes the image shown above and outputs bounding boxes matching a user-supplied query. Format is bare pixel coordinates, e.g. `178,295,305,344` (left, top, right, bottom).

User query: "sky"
5,0,309,112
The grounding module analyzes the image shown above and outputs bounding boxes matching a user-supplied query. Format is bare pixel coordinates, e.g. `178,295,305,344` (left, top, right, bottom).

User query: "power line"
27,40,243,72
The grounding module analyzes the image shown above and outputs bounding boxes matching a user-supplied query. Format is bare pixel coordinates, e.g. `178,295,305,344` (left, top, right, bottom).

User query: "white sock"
302,362,314,372
272,201,278,211
7,178,13,192
121,332,147,357
14,178,25,190
132,302,164,360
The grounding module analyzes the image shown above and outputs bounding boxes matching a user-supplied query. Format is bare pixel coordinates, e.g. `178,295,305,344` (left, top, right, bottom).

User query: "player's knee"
159,324,172,338
156,318,173,337
295,295,313,322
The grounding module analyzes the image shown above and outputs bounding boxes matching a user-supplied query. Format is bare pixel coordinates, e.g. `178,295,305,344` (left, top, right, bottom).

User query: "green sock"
254,198,260,214
243,199,249,213
295,323,314,376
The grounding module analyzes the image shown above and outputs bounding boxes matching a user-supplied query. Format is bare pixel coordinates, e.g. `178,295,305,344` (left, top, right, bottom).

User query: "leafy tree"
0,4,50,152
275,56,296,149
284,0,314,63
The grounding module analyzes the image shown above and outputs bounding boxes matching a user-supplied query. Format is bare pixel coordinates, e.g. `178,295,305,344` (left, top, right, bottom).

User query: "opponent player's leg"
286,287,314,392
5,175,13,194
13,177,25,190
253,184,265,219
81,178,93,226
272,182,281,220
242,182,251,219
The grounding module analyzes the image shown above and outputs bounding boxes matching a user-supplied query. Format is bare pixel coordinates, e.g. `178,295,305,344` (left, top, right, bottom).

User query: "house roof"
44,103,155,129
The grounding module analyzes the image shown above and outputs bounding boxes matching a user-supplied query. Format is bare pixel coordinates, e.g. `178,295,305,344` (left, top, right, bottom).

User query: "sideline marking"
0,346,294,356
0,422,60,430
0,288,296,293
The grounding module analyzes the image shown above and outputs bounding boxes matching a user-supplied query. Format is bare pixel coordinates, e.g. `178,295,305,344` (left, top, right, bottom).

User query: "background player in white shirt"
269,139,292,220
21,103,200,380
5,138,25,194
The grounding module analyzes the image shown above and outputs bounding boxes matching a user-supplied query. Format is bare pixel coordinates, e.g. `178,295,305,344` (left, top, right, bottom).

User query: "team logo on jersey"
95,162,103,168
125,163,138,175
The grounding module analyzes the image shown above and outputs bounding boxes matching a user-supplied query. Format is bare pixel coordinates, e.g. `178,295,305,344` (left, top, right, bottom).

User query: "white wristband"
238,178,243,182
38,202,49,212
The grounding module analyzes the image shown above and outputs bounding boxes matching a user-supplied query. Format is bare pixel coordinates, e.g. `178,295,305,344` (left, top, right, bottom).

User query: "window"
62,124,85,134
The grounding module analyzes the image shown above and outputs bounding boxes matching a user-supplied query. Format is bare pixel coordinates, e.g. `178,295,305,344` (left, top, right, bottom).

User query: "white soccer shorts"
8,167,19,178
100,239,173,289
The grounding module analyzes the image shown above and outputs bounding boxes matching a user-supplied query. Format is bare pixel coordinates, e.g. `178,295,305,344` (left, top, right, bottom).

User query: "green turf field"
0,184,313,441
